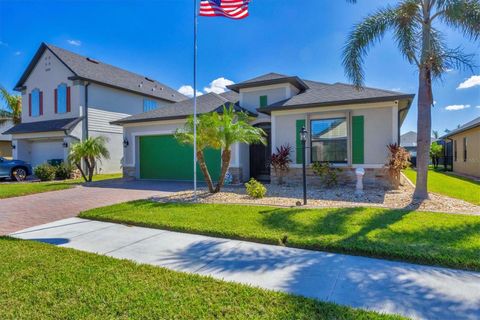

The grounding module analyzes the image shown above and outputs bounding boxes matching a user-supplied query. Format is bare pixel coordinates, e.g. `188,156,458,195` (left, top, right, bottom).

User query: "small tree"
430,141,443,169
271,144,292,185
386,143,411,189
175,113,217,193
68,136,110,182
0,86,22,125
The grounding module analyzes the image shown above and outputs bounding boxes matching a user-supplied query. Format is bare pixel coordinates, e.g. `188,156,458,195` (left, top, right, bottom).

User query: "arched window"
55,83,69,113
29,88,42,117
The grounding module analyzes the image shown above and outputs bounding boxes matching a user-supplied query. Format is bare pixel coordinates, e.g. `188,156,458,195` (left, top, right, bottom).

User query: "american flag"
199,0,250,19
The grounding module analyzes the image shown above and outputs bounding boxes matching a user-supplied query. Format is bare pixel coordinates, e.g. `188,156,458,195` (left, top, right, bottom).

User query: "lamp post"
300,126,308,205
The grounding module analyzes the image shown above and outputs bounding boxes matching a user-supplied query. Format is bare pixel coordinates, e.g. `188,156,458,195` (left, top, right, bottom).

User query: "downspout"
84,81,90,140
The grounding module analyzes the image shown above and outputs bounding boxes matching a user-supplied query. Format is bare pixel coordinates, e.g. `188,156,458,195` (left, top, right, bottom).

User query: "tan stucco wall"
240,83,298,113
451,126,480,177
271,101,398,168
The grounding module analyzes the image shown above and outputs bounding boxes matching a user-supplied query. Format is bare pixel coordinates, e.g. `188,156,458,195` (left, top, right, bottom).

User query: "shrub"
245,178,267,199
312,162,341,187
386,143,411,189
271,144,292,185
54,163,74,180
34,163,56,181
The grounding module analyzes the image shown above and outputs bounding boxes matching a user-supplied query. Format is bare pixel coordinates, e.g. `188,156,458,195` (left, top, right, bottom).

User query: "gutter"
84,81,90,140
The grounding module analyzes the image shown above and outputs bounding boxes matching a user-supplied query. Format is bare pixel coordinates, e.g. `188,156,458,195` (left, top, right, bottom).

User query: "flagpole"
193,0,198,200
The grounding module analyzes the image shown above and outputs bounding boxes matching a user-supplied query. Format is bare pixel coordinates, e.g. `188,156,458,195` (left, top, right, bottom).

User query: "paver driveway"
0,179,189,235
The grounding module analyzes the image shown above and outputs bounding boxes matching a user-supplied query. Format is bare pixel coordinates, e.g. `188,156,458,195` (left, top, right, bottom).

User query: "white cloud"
14,51,21,56
178,85,203,98
457,75,480,89
0,41,7,47
445,104,471,111
477,106,480,109
204,77,234,94
67,39,82,46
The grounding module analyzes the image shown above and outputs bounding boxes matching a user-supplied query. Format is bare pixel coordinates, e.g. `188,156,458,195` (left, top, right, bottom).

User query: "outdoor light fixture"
11,143,16,150
123,138,129,148
62,142,68,148
300,126,308,205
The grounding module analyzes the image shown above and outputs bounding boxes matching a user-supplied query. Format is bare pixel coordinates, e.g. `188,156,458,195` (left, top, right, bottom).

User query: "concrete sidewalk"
11,218,480,320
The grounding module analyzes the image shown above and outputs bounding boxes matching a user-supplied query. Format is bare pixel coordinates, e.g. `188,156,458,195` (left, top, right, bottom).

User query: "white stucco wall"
271,101,399,168
21,48,79,123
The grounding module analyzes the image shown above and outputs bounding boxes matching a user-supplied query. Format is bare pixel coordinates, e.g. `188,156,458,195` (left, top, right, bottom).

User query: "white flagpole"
193,0,198,200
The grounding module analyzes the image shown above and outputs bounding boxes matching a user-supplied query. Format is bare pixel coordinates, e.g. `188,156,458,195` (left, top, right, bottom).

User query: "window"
143,99,157,112
56,83,68,113
259,95,268,108
310,118,348,163
463,137,467,162
454,140,457,161
30,89,41,117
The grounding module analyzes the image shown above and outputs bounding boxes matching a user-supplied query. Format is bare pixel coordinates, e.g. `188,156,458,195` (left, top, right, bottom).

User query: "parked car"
0,157,33,181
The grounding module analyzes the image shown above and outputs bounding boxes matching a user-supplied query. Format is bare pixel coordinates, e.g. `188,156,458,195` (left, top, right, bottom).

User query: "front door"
250,123,271,182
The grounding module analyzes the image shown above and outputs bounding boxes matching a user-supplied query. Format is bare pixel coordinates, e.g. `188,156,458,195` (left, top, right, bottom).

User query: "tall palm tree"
68,136,110,182
208,105,266,192
0,86,22,124
343,0,479,199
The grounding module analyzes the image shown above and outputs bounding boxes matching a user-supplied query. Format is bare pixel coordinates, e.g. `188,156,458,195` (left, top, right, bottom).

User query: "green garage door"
139,135,221,181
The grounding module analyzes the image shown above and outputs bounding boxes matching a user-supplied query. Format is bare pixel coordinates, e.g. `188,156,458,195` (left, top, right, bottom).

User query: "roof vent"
145,77,154,82
151,88,156,91
86,57,100,64
160,87,164,91
171,94,175,97
138,81,143,88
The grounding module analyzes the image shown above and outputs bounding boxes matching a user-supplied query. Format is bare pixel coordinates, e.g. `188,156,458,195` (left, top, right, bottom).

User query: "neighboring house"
0,116,13,158
114,73,414,186
400,131,417,157
440,117,480,178
3,43,187,171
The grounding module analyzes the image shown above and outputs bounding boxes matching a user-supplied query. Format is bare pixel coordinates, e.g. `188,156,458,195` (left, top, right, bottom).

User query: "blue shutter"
143,99,158,112
57,84,67,113
31,89,40,117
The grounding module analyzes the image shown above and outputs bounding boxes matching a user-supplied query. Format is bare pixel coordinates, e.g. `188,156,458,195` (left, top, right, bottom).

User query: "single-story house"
440,116,480,178
3,43,187,171
113,73,414,186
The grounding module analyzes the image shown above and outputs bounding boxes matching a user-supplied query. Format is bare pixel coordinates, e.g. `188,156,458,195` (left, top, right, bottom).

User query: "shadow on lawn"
167,238,480,320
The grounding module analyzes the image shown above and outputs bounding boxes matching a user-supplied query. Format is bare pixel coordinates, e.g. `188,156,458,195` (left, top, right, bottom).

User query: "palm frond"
394,0,422,66
440,0,480,40
342,6,398,88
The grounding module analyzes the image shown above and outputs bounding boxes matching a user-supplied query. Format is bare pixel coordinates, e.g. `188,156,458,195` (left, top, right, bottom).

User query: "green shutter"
296,119,306,164
352,116,364,164
259,95,268,108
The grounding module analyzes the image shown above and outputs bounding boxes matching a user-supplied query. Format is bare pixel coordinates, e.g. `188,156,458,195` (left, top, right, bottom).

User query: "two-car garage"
138,135,221,181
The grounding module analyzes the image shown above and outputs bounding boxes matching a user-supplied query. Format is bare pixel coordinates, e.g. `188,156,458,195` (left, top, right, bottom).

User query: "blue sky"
0,0,479,134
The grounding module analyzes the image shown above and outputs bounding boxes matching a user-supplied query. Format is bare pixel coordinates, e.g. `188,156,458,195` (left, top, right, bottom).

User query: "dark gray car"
0,157,33,181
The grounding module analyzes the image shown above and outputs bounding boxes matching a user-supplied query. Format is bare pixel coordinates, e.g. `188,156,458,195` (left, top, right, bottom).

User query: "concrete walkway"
0,180,189,235
11,218,480,320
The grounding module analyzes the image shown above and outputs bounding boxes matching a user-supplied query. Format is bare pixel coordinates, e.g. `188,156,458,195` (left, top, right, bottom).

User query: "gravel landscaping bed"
156,183,480,215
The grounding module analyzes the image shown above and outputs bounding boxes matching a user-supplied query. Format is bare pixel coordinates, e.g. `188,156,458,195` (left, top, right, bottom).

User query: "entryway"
249,123,271,182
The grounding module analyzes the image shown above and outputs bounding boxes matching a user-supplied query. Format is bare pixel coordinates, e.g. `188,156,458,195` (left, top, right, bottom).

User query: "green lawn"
0,173,122,199
81,202,480,271
0,238,401,320
403,168,480,205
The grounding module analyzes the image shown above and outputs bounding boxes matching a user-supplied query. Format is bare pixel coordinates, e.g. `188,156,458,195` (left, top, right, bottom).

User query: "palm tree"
208,105,266,192
343,0,479,199
0,86,22,125
175,105,266,193
432,130,440,139
68,136,110,182
175,113,218,193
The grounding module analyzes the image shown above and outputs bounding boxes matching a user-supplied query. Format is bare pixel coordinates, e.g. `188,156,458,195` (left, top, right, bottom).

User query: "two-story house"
4,43,187,172
113,73,414,186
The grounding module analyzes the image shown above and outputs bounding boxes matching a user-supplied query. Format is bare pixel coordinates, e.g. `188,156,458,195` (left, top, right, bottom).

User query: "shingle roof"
3,117,82,135
15,43,187,103
440,116,480,139
112,92,247,125
260,80,414,113
227,72,309,92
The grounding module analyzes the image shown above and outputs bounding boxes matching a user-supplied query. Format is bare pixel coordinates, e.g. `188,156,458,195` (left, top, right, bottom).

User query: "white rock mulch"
153,183,480,215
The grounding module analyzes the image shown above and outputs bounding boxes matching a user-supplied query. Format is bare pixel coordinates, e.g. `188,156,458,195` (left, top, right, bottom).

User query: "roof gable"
15,43,187,103
227,72,309,92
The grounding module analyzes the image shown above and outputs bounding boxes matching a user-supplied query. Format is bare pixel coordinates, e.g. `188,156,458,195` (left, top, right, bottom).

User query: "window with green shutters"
259,95,268,108
352,115,365,164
